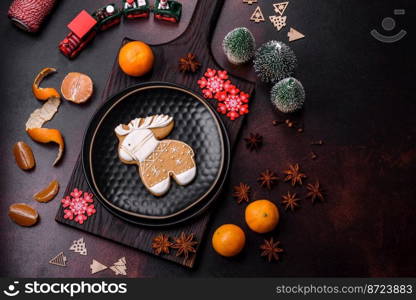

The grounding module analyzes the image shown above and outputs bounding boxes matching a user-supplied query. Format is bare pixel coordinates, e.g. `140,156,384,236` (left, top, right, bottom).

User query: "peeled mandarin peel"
27,128,64,166
25,97,61,130
32,68,60,100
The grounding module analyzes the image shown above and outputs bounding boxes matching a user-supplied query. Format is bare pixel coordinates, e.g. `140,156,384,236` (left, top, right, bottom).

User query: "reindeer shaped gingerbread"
114,115,196,196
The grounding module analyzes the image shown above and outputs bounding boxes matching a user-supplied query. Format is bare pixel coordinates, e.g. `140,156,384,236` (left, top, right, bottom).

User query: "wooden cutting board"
55,0,255,268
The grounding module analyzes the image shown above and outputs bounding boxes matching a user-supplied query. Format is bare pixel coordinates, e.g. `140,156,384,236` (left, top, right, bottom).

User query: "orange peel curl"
32,68,60,101
27,128,64,166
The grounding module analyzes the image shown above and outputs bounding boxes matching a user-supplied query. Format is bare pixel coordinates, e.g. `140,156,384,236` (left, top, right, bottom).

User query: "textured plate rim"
86,117,230,227
85,84,225,220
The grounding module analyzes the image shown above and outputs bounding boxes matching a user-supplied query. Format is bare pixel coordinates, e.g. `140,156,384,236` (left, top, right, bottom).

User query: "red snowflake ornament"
197,68,229,99
198,68,250,120
217,83,250,120
61,188,96,224
217,92,250,120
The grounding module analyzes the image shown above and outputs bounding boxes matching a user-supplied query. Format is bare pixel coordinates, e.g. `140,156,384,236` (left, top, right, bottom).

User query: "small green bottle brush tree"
222,27,256,65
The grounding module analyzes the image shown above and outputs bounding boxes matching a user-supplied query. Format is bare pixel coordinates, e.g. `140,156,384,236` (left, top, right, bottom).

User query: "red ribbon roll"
8,0,57,33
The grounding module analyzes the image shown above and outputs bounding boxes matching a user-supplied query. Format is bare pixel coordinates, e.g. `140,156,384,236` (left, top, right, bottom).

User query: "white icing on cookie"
115,124,131,136
148,177,171,195
115,115,197,197
175,167,196,185
118,129,159,162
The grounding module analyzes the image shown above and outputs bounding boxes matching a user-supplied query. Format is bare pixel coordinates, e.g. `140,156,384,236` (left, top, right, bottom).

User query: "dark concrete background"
1,0,416,277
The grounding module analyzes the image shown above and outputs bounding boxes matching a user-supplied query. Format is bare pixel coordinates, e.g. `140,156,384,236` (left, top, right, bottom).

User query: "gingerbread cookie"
115,115,197,196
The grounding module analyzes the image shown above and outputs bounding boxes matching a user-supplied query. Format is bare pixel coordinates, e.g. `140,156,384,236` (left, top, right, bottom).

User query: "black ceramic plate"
82,82,230,226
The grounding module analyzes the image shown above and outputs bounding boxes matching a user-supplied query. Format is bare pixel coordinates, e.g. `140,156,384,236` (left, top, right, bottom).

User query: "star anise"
172,232,198,259
151,234,172,255
281,191,300,211
306,180,325,203
179,53,201,73
233,183,251,204
283,163,307,186
260,237,284,262
244,133,263,152
258,169,279,190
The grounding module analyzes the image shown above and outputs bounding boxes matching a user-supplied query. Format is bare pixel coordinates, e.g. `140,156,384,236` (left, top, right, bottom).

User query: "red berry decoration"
198,68,250,120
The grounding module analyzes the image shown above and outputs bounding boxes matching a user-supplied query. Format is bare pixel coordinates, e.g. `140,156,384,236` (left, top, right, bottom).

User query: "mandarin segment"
13,141,36,170
8,203,39,227
33,179,59,203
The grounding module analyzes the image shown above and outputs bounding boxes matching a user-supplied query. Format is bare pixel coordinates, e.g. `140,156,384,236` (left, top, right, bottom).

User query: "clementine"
61,72,93,103
245,199,279,233
118,41,154,77
212,224,245,257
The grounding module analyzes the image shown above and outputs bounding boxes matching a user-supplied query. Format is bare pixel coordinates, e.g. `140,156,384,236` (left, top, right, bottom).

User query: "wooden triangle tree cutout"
288,27,305,42
273,1,289,16
90,259,108,274
110,257,127,276
243,0,257,4
49,252,67,267
69,237,87,256
269,15,287,31
250,6,265,23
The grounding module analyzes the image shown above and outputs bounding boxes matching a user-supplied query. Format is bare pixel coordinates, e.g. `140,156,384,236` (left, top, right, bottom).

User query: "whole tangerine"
118,41,154,77
212,224,245,257
245,199,279,233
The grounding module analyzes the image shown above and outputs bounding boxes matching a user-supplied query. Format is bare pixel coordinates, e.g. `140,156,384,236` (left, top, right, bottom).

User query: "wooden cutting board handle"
175,0,226,49
142,0,253,86
114,0,254,144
